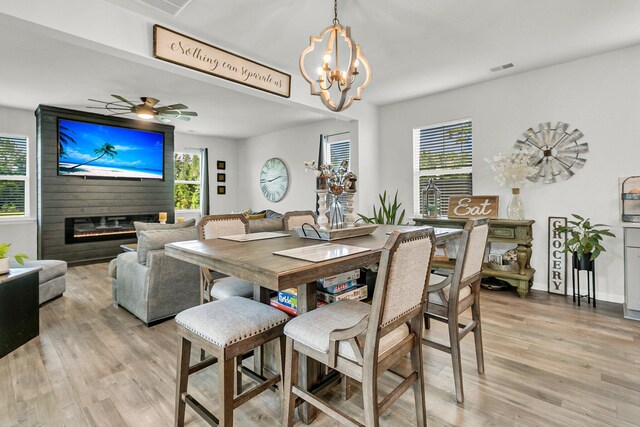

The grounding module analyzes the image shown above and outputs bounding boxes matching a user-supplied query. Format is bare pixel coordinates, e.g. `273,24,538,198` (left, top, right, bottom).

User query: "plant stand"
572,253,596,307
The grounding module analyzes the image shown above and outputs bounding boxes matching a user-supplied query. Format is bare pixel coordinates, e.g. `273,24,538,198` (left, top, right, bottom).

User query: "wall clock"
259,157,289,202
513,121,589,184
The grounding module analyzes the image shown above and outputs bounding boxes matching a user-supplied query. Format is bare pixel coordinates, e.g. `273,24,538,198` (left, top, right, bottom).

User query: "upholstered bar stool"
197,214,255,302
174,296,289,427
282,210,318,231
282,228,436,427
423,217,490,403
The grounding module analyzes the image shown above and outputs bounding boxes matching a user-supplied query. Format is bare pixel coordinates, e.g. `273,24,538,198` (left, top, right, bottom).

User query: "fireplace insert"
64,214,158,244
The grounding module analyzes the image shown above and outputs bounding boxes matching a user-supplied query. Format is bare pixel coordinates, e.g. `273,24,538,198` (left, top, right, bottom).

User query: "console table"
413,217,535,297
0,267,41,358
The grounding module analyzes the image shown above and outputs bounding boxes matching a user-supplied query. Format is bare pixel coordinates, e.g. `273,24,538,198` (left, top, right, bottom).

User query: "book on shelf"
270,296,326,316
276,289,297,311
316,284,368,304
318,279,358,295
317,269,360,287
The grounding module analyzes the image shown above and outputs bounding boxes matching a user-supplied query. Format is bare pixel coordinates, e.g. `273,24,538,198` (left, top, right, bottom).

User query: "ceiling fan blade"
111,94,136,106
174,116,191,121
156,116,172,123
177,111,198,117
157,103,188,111
141,97,160,108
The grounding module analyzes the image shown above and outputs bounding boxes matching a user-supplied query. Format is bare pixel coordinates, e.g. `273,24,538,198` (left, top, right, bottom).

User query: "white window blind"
324,134,351,216
413,119,472,216
0,135,28,218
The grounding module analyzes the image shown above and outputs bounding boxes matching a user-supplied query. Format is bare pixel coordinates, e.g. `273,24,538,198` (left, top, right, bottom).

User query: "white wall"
0,106,37,258
238,119,358,213
379,44,640,303
174,133,240,214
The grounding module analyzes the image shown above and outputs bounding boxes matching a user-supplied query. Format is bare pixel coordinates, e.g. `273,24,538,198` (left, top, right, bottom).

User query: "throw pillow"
134,219,196,238
247,212,266,220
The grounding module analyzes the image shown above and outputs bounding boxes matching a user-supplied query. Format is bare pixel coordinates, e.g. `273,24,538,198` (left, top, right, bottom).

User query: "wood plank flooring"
1,262,639,426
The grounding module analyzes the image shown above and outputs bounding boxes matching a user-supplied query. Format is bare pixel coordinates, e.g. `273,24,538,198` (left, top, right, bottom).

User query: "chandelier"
299,0,372,112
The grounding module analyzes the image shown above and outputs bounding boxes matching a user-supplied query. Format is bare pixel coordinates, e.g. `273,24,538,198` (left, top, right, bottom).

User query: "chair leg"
448,317,464,403
411,317,428,427
424,314,431,330
275,336,286,397
282,337,298,427
236,355,243,395
341,374,352,400
175,337,192,427
471,299,485,374
362,366,380,427
218,357,235,427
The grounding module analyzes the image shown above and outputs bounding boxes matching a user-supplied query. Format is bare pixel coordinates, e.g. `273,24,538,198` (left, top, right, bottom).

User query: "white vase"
507,188,524,220
0,257,9,275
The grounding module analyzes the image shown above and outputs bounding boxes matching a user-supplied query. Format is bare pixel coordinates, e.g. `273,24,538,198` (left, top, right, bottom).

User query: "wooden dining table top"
165,225,461,291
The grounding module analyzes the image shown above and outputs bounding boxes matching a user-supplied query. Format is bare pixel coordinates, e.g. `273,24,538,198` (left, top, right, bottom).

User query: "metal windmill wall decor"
513,122,588,184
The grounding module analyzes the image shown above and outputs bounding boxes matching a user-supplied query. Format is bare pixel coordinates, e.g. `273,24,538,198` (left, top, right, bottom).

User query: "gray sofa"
247,209,284,233
109,227,200,325
10,259,67,305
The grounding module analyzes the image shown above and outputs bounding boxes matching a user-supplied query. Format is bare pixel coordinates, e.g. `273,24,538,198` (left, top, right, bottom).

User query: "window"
413,119,472,216
174,152,201,211
324,134,351,216
0,135,28,218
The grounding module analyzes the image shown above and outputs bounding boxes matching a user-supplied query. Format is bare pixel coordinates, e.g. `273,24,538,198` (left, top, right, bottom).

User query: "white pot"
0,257,9,274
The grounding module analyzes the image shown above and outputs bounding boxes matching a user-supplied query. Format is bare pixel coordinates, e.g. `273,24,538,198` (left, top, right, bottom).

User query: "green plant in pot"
554,214,615,270
358,190,406,225
0,243,28,275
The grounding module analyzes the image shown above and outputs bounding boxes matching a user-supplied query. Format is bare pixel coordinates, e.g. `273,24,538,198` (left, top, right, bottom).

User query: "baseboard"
531,281,624,303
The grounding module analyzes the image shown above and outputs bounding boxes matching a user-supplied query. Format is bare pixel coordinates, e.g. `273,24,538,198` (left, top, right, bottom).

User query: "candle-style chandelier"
299,0,372,112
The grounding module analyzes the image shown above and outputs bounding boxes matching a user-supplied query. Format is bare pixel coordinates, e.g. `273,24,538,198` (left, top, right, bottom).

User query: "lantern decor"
422,179,441,218
304,160,357,229
299,0,372,112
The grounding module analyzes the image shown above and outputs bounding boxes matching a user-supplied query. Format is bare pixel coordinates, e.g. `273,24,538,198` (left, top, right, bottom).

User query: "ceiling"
2,1,640,138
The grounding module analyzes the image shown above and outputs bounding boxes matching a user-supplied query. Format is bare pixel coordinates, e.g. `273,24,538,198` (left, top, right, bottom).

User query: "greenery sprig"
358,190,406,225
0,242,28,265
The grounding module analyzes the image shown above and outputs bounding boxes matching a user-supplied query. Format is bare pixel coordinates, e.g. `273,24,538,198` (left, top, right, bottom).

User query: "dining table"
165,224,461,424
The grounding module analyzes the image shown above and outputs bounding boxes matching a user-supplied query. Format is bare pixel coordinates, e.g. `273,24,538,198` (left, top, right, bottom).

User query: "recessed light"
490,63,514,72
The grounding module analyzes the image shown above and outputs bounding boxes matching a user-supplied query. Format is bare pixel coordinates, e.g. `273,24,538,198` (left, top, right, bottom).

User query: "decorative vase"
507,188,524,220
0,257,9,275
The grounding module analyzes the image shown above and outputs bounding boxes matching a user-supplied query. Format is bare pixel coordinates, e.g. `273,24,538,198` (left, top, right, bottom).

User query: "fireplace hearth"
65,214,157,244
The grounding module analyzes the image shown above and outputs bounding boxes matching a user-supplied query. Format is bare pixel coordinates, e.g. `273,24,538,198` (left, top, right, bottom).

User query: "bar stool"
282,228,436,427
197,214,256,302
423,217,489,403
174,296,289,427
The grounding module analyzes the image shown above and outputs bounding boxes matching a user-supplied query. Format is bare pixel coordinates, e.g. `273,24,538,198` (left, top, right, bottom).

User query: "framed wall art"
548,216,567,295
217,173,226,182
217,160,226,170
217,185,226,195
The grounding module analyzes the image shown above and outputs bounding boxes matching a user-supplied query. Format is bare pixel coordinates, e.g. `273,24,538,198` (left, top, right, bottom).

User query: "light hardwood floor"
2,262,640,426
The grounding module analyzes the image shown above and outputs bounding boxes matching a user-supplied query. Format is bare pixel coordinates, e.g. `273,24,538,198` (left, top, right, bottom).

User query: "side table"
0,267,41,358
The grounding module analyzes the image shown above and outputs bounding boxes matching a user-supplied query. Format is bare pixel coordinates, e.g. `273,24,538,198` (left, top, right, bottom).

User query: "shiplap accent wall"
35,105,175,264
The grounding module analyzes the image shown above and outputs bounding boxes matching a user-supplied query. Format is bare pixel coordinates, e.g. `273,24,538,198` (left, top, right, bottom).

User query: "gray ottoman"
10,259,67,305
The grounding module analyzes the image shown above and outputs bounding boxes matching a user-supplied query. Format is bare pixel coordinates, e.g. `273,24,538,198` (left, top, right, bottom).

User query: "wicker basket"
488,261,518,272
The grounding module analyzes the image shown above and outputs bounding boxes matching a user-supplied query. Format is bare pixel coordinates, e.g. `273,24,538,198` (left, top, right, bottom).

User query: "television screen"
58,118,164,180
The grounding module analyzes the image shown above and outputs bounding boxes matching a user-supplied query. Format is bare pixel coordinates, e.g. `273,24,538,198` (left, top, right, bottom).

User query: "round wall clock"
513,121,589,184
259,157,289,202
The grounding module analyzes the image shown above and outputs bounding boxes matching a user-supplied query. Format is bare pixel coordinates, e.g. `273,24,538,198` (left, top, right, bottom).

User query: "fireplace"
64,214,158,244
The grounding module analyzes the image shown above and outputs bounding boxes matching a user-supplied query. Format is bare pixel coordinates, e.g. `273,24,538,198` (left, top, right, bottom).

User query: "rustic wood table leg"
296,281,319,424
517,243,527,276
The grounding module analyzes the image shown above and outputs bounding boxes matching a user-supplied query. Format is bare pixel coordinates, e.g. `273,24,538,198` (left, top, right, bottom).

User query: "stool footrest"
238,365,279,393
189,356,218,375
292,385,363,427
233,374,281,409
183,393,219,426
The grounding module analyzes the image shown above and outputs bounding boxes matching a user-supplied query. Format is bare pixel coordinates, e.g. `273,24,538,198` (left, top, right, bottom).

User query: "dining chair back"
282,210,317,231
198,214,249,240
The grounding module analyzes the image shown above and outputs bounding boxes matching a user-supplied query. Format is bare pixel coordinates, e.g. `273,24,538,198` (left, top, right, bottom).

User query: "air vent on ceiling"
490,63,514,72
132,0,193,16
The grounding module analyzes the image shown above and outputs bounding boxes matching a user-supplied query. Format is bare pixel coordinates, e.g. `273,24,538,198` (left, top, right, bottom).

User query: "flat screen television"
57,118,164,180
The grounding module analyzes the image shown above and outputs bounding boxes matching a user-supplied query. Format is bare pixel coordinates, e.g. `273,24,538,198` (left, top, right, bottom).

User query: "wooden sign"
448,195,499,219
153,25,291,98
548,216,567,295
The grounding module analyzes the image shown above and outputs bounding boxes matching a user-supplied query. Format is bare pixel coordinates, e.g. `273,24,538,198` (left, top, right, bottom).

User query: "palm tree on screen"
69,143,118,169
58,125,76,158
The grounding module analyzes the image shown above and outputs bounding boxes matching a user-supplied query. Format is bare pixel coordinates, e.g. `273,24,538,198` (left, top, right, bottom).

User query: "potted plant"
0,243,28,275
358,190,406,225
554,214,616,271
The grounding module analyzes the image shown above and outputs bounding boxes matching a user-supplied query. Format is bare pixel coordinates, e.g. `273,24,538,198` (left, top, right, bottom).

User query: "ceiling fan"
88,94,198,123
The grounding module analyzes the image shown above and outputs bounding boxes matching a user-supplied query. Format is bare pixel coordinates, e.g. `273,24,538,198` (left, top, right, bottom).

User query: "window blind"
0,136,28,217
413,119,472,216
324,136,351,218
